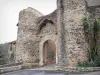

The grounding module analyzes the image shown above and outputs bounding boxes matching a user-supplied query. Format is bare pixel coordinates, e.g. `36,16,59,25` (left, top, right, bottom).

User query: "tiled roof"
9,40,16,44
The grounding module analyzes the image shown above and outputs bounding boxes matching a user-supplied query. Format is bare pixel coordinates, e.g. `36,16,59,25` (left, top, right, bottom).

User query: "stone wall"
38,22,57,66
58,0,89,67
56,67,100,72
15,0,100,68
0,63,22,74
8,41,16,64
16,5,58,67
16,7,43,66
87,6,100,50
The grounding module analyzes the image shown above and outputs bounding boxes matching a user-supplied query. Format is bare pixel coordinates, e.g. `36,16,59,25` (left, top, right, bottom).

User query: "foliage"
80,16,100,67
0,52,5,65
82,16,91,44
78,55,100,67
82,15,90,33
92,19,100,62
0,50,7,65
82,16,92,61
94,55,100,66
77,61,97,67
90,48,98,61
0,43,9,65
94,19,100,34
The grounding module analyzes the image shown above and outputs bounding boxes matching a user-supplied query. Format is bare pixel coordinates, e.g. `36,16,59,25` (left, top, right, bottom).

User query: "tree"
0,46,5,65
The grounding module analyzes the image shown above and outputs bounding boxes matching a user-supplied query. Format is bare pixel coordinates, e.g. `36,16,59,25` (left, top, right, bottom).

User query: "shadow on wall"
86,0,100,6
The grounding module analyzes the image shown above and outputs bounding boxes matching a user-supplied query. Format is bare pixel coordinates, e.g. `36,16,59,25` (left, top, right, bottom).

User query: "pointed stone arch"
39,35,57,66
37,19,57,34
43,40,56,65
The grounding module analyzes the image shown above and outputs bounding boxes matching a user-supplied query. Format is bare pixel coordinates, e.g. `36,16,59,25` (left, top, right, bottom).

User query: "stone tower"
57,0,88,67
16,8,43,67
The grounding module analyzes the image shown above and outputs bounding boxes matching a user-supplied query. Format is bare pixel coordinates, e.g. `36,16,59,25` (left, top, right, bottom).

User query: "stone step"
0,64,22,74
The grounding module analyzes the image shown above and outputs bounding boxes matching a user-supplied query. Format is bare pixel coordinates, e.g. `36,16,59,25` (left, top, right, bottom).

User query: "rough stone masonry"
15,0,100,68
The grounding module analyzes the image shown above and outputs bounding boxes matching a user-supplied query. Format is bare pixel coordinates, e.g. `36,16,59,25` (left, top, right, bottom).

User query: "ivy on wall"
82,16,90,43
80,16,100,67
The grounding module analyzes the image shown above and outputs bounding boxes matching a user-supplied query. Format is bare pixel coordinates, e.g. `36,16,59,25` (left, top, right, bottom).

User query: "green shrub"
94,19,100,33
82,16,100,64
0,53,6,65
90,48,98,61
78,55,100,67
82,15,90,33
82,16,91,45
94,55,100,66
77,61,97,67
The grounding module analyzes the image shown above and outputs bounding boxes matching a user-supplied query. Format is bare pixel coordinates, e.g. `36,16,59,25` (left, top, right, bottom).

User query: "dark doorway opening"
43,40,56,65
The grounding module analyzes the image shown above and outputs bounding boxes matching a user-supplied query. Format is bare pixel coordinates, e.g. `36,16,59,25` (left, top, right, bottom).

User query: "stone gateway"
15,0,100,68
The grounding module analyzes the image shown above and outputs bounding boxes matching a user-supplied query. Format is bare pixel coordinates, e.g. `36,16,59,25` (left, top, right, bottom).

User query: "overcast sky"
0,0,57,43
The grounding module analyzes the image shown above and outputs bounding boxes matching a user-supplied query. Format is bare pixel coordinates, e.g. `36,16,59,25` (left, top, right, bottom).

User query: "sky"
0,0,57,44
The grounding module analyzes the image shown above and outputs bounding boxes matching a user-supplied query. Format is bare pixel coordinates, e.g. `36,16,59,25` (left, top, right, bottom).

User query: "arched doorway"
43,40,56,65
